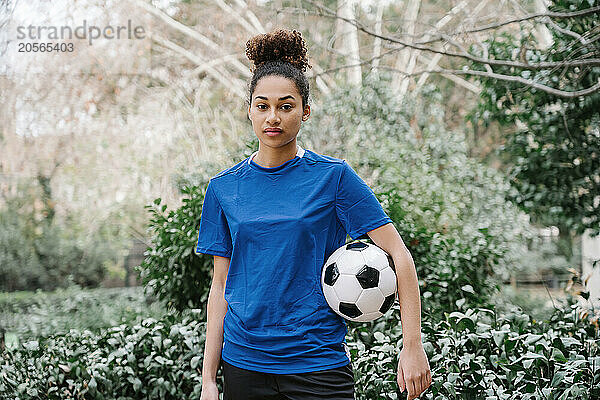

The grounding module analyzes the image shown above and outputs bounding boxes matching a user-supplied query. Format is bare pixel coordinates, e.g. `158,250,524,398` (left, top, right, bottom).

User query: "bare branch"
336,0,362,86
135,0,251,78
393,0,421,95
376,66,600,98
150,34,247,98
309,46,406,77
303,0,600,71
231,0,266,33
415,53,482,93
545,18,587,44
409,0,468,93
213,0,259,35
443,5,600,36
371,0,385,73
311,55,599,98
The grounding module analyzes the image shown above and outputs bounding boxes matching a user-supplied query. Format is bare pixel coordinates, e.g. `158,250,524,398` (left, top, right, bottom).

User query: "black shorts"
221,359,355,400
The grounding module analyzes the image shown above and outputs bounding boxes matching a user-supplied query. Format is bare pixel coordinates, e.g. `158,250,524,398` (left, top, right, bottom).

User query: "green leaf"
560,337,581,347
524,334,543,346
190,356,201,369
552,348,567,363
492,331,507,347
461,285,475,294
551,371,565,387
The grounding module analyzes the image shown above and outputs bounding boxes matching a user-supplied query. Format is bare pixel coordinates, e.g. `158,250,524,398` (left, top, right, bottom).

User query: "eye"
256,104,267,110
281,104,293,110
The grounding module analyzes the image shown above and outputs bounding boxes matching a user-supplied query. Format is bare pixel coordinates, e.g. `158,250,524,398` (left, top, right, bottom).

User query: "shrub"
0,194,115,292
349,296,599,400
2,300,597,399
0,286,167,343
137,185,213,317
0,211,40,292
0,316,208,399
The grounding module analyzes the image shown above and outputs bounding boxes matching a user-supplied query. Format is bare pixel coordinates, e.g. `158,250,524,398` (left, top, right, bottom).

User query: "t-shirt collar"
248,144,305,165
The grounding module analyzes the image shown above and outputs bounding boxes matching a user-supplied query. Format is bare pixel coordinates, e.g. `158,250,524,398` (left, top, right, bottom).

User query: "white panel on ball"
355,312,383,323
322,282,338,307
356,287,385,313
379,267,397,296
327,246,346,265
335,251,366,276
361,246,390,271
333,274,364,303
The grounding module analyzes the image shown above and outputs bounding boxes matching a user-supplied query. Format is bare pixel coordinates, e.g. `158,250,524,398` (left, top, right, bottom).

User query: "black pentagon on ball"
339,302,362,318
386,254,396,273
346,241,368,251
379,293,396,314
324,263,340,286
356,265,379,289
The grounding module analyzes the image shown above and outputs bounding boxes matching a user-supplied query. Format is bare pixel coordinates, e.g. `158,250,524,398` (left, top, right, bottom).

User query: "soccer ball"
321,240,397,322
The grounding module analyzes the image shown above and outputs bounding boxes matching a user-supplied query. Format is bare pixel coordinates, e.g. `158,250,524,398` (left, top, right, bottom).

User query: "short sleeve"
195,180,233,258
335,161,393,240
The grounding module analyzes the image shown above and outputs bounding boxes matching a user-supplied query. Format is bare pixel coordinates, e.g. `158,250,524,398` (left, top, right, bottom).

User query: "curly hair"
245,28,312,108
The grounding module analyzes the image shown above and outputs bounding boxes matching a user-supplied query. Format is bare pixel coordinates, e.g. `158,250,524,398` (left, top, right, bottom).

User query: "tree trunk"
533,0,553,49
335,0,362,86
371,0,385,74
0,326,5,353
582,228,600,305
392,0,421,94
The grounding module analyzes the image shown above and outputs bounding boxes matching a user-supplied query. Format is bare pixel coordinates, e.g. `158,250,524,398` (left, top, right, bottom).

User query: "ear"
302,105,310,121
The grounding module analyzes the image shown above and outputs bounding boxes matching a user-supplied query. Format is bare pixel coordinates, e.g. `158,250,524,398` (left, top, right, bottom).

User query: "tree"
469,0,600,237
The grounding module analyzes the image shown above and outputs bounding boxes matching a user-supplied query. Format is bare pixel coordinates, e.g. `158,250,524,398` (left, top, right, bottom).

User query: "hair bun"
245,29,312,72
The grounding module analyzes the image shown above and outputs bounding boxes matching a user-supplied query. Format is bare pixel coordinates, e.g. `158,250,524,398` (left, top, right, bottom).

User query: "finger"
413,378,421,399
414,375,423,399
407,377,417,399
426,369,432,387
419,373,427,396
397,363,406,392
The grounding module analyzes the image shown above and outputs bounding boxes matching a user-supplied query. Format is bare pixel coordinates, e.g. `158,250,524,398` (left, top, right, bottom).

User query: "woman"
197,28,431,400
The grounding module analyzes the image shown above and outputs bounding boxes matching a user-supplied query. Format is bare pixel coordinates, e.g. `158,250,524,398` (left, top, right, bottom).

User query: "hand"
397,343,432,399
200,381,219,400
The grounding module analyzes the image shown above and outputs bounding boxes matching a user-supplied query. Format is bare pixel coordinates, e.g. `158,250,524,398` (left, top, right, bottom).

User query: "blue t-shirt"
195,144,393,374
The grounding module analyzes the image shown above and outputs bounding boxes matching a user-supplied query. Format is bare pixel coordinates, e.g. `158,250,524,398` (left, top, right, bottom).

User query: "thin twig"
313,62,600,98
302,0,600,70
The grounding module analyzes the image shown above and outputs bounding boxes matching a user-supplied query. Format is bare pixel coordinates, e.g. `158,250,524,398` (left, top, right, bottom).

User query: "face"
248,75,310,150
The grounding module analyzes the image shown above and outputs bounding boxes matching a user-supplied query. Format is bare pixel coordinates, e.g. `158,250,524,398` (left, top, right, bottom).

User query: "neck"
253,140,298,168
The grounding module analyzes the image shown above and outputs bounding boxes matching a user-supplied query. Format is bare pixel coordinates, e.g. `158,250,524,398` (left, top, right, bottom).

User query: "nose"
266,108,280,124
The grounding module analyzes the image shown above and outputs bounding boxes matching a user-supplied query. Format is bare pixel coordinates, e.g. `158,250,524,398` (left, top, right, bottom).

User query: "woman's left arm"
367,222,432,400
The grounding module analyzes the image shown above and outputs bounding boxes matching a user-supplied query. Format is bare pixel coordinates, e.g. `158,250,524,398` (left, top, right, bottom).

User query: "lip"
264,128,283,136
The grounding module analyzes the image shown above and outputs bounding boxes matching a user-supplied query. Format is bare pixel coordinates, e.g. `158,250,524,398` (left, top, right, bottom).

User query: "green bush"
467,0,600,236
137,185,213,316
32,222,107,289
0,212,41,292
349,297,599,400
0,191,116,292
2,300,597,399
0,286,167,343
0,316,208,399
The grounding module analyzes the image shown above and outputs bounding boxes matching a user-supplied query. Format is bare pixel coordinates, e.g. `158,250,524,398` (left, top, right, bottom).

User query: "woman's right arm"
200,255,230,399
